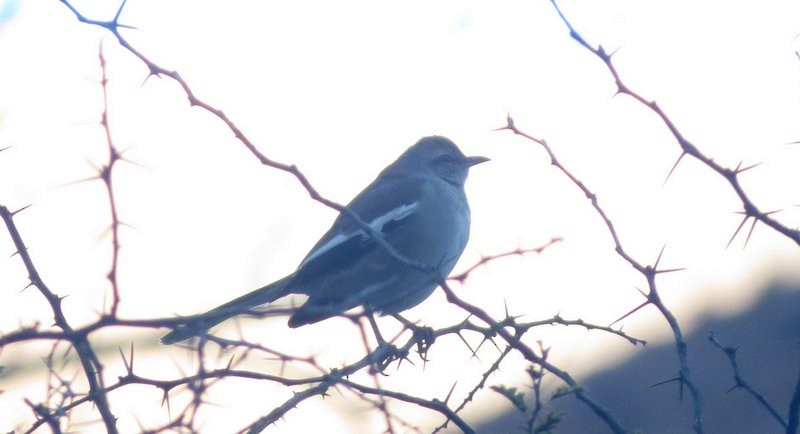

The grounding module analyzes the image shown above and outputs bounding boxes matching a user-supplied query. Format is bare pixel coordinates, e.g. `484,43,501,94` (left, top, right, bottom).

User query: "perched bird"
161,136,488,344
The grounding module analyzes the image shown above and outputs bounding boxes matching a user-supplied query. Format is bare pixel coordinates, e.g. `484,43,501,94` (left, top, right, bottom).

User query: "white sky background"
1,0,800,432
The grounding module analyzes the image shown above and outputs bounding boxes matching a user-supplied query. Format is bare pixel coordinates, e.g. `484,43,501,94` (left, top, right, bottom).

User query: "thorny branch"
0,208,118,434
708,332,788,429
547,0,800,247
500,113,703,433
1,1,795,433
440,281,628,434
55,0,434,275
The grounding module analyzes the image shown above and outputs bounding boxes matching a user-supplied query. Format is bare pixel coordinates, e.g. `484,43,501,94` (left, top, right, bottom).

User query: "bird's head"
393,136,489,186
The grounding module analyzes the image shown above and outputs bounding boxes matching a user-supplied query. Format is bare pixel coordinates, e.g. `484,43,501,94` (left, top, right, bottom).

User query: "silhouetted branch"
500,114,702,433
1,205,118,433
1,2,792,433
708,332,788,428
440,282,628,434
54,0,435,275
547,0,800,247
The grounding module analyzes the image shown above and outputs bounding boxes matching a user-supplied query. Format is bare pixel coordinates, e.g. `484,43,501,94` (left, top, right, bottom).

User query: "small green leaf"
534,411,565,434
550,386,573,400
490,385,527,412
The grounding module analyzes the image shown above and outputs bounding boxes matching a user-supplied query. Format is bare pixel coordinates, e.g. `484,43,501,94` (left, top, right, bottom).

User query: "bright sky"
1,0,800,433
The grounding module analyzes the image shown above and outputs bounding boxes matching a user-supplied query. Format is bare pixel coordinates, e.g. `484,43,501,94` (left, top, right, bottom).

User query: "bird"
161,136,488,344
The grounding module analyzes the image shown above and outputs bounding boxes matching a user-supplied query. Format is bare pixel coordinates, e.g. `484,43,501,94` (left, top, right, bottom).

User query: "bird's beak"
466,155,490,167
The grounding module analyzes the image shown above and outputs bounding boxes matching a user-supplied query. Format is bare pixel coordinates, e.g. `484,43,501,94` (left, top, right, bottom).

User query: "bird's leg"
361,305,414,374
363,303,389,347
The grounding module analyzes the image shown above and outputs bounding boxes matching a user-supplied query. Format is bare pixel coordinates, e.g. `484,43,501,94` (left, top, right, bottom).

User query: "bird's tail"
160,275,293,345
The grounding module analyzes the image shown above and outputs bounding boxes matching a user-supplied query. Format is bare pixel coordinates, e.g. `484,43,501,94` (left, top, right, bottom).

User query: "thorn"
118,347,129,372
654,267,687,274
57,174,103,189
142,72,158,86
654,244,666,269
648,376,681,388
735,161,763,174
161,388,170,408
443,382,458,405
743,217,758,248
118,220,135,230
455,331,477,358
726,214,750,249
664,151,687,183
11,204,32,216
486,335,502,354
609,300,649,327
115,145,146,169
84,156,104,173
114,0,127,22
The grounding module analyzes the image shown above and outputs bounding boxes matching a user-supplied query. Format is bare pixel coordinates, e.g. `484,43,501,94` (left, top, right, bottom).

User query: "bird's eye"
437,154,454,164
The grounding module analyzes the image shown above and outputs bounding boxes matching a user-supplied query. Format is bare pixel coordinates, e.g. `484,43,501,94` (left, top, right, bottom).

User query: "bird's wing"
288,174,425,291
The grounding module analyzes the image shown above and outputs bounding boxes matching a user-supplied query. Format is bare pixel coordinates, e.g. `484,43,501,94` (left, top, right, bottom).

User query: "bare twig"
0,205,118,433
440,282,627,434
55,0,436,275
500,115,702,433
97,45,124,315
708,332,787,428
546,0,799,247
340,378,475,434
